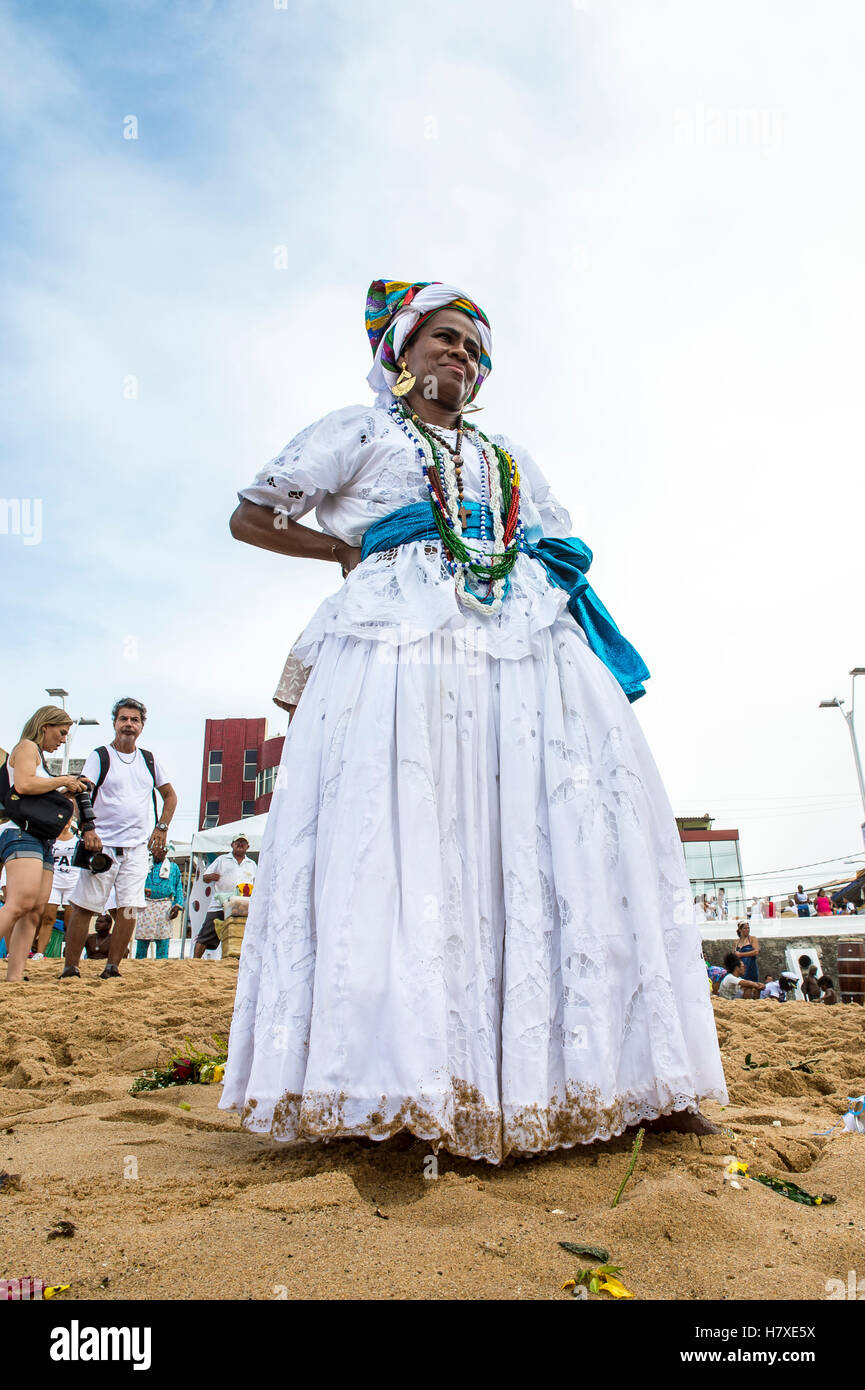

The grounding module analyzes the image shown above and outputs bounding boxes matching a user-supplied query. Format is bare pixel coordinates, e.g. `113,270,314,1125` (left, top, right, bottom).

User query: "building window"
208,751,223,783
682,842,713,878
204,799,219,829
243,748,258,783
255,766,277,799
241,800,255,819
710,842,742,878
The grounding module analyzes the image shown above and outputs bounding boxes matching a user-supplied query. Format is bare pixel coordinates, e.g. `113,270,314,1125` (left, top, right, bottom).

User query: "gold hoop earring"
391,358,416,398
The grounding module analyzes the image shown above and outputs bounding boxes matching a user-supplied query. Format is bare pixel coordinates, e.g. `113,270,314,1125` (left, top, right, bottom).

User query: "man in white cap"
193,832,256,959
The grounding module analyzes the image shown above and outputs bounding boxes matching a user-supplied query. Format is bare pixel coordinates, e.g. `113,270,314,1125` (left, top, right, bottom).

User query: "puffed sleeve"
492,434,572,539
238,406,366,520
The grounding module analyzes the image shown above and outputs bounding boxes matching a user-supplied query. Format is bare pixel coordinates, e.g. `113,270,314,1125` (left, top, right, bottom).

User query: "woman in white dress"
220,279,727,1162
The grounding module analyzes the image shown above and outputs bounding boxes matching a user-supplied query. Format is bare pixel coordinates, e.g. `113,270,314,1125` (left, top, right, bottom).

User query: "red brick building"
198,718,285,829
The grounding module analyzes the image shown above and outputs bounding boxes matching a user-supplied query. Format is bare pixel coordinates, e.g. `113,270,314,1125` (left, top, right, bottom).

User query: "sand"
1,959,864,1301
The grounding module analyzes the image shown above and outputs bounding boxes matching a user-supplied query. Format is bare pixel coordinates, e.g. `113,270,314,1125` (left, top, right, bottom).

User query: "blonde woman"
0,707,87,982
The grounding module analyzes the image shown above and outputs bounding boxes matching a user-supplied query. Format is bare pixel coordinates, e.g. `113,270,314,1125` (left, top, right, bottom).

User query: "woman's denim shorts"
0,825,55,870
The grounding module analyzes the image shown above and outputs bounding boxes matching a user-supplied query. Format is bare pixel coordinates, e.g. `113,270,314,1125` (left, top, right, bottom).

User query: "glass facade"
255,765,277,799
682,838,746,918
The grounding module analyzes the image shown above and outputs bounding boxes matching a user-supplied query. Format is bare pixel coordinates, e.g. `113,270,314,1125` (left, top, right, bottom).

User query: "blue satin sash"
360,501,649,702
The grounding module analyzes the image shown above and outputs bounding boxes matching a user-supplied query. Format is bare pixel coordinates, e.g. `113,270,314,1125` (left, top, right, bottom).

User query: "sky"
1,0,864,897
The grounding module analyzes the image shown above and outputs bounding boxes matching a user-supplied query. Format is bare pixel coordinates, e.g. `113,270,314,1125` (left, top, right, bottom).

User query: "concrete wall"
702,927,865,987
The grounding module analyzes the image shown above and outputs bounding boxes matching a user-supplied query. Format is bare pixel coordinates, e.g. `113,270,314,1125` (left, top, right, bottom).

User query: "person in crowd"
135,846,184,959
0,706,86,983
759,974,784,1001
818,975,837,1005
34,814,79,955
717,886,728,920
733,919,760,982
194,833,256,959
60,698,176,980
717,952,764,999
814,890,833,916
706,961,727,994
85,913,113,960
793,884,811,917
800,963,822,1001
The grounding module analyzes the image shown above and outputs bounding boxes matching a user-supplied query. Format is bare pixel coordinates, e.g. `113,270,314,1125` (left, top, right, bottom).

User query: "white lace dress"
219,399,728,1162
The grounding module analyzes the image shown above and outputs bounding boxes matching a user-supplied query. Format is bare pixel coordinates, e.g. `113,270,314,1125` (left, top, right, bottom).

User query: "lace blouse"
239,399,581,664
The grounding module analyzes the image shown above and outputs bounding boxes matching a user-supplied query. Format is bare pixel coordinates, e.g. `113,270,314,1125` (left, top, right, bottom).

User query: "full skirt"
220,619,727,1162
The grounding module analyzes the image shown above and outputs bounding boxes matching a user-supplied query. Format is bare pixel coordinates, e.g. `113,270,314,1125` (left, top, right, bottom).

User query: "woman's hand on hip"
332,540,362,577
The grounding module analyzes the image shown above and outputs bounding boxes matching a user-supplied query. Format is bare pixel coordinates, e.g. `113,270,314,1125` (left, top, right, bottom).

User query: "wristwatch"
155,822,168,832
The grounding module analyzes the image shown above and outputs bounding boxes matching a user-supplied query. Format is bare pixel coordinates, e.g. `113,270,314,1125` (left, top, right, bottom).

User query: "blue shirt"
144,861,184,907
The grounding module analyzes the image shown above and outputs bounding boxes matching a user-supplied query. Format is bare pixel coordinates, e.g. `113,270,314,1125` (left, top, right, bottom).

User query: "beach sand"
1,959,863,1301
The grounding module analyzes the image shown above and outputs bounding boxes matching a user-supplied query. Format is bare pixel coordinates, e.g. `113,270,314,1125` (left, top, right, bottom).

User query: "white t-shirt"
718,973,744,999
205,853,257,903
51,835,80,891
81,746,169,848
760,980,783,1000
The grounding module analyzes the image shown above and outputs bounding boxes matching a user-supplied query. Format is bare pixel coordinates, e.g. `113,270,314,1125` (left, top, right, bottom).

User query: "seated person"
706,962,727,994
818,974,838,1005
717,952,764,999
84,913,113,960
759,974,785,1001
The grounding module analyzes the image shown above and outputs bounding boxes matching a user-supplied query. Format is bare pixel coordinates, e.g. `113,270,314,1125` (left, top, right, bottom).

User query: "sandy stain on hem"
236,1078,716,1165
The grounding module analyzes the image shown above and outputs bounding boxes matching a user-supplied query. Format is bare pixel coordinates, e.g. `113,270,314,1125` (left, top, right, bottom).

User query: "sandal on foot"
59,966,81,980
99,964,121,979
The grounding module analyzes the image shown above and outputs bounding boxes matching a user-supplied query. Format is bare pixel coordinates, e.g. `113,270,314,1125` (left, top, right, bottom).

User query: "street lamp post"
819,667,865,845
45,688,99,774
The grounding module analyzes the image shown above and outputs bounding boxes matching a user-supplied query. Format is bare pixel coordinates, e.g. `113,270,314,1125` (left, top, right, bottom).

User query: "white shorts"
71,843,149,916
48,885,77,907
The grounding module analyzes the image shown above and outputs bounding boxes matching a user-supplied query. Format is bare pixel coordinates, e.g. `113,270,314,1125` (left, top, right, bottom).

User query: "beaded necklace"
388,400,525,615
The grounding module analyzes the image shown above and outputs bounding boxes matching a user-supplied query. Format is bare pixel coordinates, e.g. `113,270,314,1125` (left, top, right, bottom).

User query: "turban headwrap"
365,279,492,402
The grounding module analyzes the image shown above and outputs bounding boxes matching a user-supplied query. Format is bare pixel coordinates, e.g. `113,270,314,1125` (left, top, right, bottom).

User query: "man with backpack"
60,698,176,980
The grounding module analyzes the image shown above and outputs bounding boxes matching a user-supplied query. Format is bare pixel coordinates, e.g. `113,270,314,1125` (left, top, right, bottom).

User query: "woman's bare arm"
10,741,85,795
229,501,361,572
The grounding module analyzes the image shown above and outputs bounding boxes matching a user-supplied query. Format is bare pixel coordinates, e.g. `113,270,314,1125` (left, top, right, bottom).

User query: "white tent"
190,814,268,854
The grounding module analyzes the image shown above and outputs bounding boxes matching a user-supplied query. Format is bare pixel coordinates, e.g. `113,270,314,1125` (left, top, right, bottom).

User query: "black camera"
71,780,112,874
72,841,112,875
74,782,96,833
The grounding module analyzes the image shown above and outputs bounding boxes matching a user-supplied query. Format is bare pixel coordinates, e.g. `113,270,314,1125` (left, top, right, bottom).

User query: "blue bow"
360,503,649,701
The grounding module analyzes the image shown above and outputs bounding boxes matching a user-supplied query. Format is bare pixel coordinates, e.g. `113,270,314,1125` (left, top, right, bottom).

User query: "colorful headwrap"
365,279,492,402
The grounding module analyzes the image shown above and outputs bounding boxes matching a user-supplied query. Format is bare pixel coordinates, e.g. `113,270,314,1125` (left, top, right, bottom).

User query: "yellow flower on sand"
561,1268,634,1298
597,1275,634,1299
